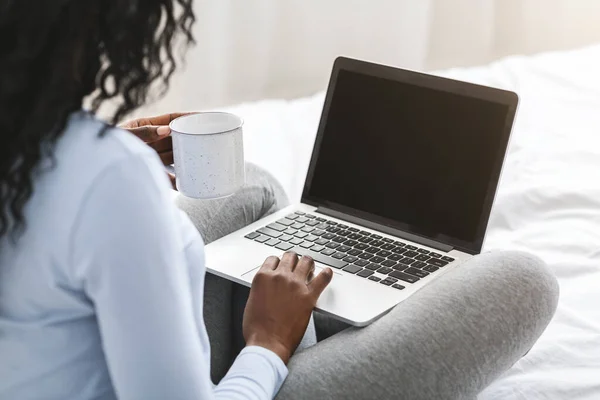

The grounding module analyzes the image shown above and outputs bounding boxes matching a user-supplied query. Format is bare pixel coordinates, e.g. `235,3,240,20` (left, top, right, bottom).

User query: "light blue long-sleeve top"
0,112,287,399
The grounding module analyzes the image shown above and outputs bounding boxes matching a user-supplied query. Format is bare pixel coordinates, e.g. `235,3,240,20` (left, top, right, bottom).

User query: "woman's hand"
120,112,193,188
120,112,193,165
243,252,333,364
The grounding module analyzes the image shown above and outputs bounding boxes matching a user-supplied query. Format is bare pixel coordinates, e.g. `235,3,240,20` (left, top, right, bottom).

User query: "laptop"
205,57,519,326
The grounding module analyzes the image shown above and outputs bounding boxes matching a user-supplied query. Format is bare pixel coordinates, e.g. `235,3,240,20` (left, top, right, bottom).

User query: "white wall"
134,0,600,117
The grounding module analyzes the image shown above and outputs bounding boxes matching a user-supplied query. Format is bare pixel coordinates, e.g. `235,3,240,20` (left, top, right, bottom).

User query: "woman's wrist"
246,334,292,364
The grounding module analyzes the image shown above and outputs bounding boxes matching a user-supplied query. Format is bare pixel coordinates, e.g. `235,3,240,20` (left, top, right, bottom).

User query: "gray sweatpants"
176,163,559,400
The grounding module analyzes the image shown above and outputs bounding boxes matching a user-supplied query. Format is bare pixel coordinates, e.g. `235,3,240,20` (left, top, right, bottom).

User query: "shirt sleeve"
70,150,287,400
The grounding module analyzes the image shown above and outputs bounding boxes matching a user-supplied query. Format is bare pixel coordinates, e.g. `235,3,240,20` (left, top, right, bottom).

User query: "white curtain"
134,0,600,116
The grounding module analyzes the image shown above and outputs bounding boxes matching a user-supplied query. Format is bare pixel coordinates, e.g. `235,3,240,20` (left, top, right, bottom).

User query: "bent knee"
475,251,559,320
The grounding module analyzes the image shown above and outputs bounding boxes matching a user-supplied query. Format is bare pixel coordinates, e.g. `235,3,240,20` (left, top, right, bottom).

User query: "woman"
0,1,559,399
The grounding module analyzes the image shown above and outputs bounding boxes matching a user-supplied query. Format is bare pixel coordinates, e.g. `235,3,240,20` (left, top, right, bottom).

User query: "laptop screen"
303,62,516,254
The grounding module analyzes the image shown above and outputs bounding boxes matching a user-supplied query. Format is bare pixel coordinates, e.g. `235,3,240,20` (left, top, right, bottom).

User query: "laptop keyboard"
244,211,455,290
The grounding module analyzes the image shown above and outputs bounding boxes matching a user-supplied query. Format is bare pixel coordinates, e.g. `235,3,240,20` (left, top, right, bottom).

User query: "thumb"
125,125,170,143
308,267,333,299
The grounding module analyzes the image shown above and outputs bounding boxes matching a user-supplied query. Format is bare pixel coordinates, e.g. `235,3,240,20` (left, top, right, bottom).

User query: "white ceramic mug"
169,112,245,199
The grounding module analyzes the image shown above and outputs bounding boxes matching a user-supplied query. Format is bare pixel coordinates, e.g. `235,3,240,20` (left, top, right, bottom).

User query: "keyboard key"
326,221,338,225
427,258,449,267
380,280,393,286
284,228,298,235
254,235,270,243
358,252,374,260
358,236,373,244
316,223,329,229
294,232,308,239
383,238,394,243
389,254,402,261
326,242,340,249
381,243,395,251
370,256,385,264
392,247,407,255
337,245,351,253
291,247,348,270
326,227,341,233
371,240,385,247
301,226,315,233
322,233,336,240
405,245,417,250
393,264,407,271
399,257,413,265
265,238,280,246
355,243,369,250
338,224,349,229
360,231,371,236
348,227,360,232
316,217,326,222
267,223,287,232
442,256,455,262
411,261,426,268
343,265,362,274
295,211,306,215
417,249,430,254
392,284,406,290
347,249,362,256
311,245,325,252
245,232,260,239
365,247,379,254
357,269,374,278
332,252,346,259
354,259,370,267
279,234,293,242
313,229,326,236
343,255,358,263
377,266,393,275
258,227,283,238
385,277,398,283
289,237,304,245
321,248,335,256
332,236,346,243
415,254,430,262
315,238,329,245
305,234,319,242
286,214,299,220
405,267,429,278
371,234,382,239
277,218,295,226
376,250,391,257
429,252,442,258
337,230,351,237
305,214,316,219
389,270,420,283
381,260,397,268
300,241,314,249
348,233,362,240
344,239,358,247
296,217,309,223
276,242,294,251
291,222,305,229
404,250,419,258
368,276,381,282
306,220,320,227
423,265,439,273
394,241,406,247
365,263,380,271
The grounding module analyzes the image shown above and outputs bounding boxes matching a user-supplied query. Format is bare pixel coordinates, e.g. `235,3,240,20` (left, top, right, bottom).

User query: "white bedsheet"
225,45,600,399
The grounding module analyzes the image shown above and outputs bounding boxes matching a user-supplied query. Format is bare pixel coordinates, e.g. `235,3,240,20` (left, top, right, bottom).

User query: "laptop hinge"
316,207,453,253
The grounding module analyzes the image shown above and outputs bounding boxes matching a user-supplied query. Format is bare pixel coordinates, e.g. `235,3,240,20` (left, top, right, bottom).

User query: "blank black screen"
308,70,509,243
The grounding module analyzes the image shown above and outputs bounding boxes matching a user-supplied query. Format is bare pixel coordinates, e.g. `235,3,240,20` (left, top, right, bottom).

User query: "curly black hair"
0,0,195,239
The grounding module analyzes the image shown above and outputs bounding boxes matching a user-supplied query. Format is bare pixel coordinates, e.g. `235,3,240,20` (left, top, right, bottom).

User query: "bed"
222,44,600,399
